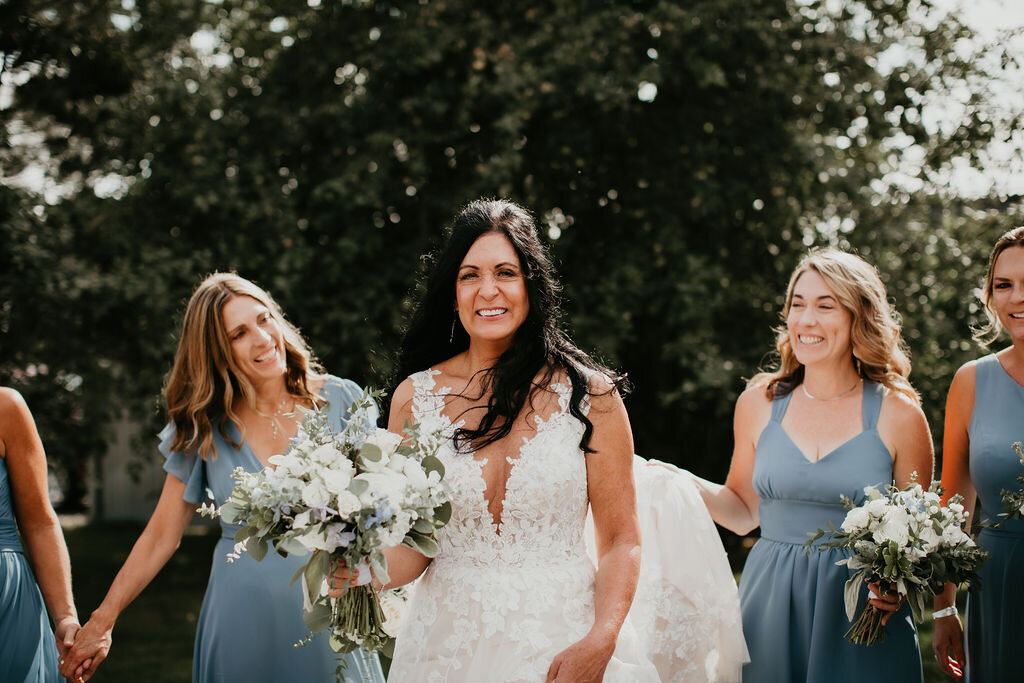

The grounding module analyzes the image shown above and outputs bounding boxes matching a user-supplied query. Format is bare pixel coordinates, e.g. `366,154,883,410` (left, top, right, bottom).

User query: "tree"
1,0,1020,509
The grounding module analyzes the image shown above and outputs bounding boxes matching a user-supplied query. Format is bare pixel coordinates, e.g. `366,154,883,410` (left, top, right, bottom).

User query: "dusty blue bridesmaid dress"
0,457,60,682
161,376,385,683
738,382,923,682
965,354,1024,683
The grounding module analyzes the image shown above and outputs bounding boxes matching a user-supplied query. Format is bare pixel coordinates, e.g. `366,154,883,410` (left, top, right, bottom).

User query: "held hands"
59,614,110,683
546,632,615,683
866,580,905,626
53,616,80,674
931,612,966,680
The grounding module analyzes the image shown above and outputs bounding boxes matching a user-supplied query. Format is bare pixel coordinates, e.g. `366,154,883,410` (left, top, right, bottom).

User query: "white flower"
293,510,313,529
863,485,883,500
918,524,942,553
355,472,407,505
941,524,970,547
873,507,911,547
321,462,355,494
866,498,888,517
841,507,870,532
302,480,330,508
336,490,363,516
364,428,403,454
948,502,965,515
379,588,409,638
310,443,342,466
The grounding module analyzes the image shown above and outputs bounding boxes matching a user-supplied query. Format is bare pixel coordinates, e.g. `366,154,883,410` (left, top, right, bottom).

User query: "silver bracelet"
932,606,958,619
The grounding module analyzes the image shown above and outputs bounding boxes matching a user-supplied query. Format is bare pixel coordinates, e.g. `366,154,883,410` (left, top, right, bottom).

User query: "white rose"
292,510,313,529
941,524,969,547
336,490,363,516
841,507,870,532
918,524,942,553
355,472,407,505
866,498,888,517
310,444,341,466
873,507,911,547
364,428,404,455
301,480,330,507
402,458,429,491
320,462,355,494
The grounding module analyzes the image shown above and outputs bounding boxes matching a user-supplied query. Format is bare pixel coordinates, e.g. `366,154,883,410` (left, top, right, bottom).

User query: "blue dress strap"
770,389,793,423
861,381,883,430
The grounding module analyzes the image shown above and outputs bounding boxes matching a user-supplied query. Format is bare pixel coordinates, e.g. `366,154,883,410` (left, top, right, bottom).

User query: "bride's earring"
449,312,457,344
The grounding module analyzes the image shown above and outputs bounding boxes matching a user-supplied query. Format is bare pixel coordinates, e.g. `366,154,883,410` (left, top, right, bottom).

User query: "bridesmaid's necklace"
253,395,293,438
801,378,862,401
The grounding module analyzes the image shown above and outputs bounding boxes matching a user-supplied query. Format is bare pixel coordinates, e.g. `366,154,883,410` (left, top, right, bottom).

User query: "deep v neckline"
773,382,881,465
777,427,868,465
424,370,572,536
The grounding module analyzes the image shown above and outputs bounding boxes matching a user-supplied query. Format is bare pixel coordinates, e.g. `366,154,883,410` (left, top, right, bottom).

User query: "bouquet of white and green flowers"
201,391,450,654
996,442,1024,524
806,477,988,646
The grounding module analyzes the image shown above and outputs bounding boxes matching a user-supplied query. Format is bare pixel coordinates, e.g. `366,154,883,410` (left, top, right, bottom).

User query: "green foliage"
1,0,1022,508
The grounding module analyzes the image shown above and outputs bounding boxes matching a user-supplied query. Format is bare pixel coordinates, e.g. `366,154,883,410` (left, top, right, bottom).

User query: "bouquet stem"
330,585,389,654
844,604,887,646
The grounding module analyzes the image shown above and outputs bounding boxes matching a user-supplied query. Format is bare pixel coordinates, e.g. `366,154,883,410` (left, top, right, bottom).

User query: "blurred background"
2,0,1022,680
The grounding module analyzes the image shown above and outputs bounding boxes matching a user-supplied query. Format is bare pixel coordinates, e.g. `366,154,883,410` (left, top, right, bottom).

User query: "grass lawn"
65,522,951,682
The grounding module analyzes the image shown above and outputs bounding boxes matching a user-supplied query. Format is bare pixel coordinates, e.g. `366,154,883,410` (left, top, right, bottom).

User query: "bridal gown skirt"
389,457,747,683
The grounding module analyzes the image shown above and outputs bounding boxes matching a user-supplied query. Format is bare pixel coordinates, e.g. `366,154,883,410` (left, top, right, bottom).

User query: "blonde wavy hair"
973,226,1024,345
163,272,326,460
752,248,919,404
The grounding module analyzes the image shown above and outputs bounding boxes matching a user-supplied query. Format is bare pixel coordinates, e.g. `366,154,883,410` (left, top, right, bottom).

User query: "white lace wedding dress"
387,370,746,682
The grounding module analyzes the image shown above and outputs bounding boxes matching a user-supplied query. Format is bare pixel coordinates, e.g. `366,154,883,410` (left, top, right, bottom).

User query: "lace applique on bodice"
409,369,590,568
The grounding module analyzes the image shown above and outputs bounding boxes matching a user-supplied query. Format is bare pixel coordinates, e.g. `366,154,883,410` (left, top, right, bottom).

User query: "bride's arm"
548,381,641,683
689,384,767,535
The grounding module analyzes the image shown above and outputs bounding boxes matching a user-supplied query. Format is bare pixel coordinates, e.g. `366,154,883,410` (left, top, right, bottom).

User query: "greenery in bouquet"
996,442,1024,524
805,476,988,646
200,391,450,655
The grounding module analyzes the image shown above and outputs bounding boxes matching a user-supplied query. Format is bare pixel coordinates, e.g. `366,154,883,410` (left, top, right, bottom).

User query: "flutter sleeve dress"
737,382,923,682
965,353,1024,683
160,376,385,683
0,457,60,682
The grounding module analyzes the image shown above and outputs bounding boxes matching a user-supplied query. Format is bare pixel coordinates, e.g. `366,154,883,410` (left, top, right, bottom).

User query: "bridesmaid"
60,273,385,683
0,388,80,682
692,248,933,682
932,226,1024,682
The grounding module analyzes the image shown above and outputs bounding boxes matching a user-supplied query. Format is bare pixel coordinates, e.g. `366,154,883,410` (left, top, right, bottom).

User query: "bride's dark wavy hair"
386,198,625,454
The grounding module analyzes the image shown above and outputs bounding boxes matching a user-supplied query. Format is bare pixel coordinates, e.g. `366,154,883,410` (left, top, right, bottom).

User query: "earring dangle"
449,315,456,344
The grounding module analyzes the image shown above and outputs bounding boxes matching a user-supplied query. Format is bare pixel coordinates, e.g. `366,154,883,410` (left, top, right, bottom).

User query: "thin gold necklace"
801,378,862,401
253,395,293,438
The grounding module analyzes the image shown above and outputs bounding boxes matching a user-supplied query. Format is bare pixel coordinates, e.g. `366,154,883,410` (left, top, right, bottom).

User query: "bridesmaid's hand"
866,580,904,626
546,632,614,682
53,616,80,662
60,614,110,682
931,613,965,680
327,559,373,598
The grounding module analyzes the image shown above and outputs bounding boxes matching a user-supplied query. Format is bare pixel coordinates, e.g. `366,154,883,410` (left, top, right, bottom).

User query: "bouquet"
996,441,1024,524
806,477,988,646
200,391,450,654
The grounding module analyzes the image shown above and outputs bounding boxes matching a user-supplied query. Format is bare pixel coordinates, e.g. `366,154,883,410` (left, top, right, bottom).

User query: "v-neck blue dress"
965,354,1024,683
160,376,385,683
738,382,923,682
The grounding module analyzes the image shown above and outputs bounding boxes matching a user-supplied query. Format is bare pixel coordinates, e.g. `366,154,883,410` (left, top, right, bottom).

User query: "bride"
333,199,745,682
